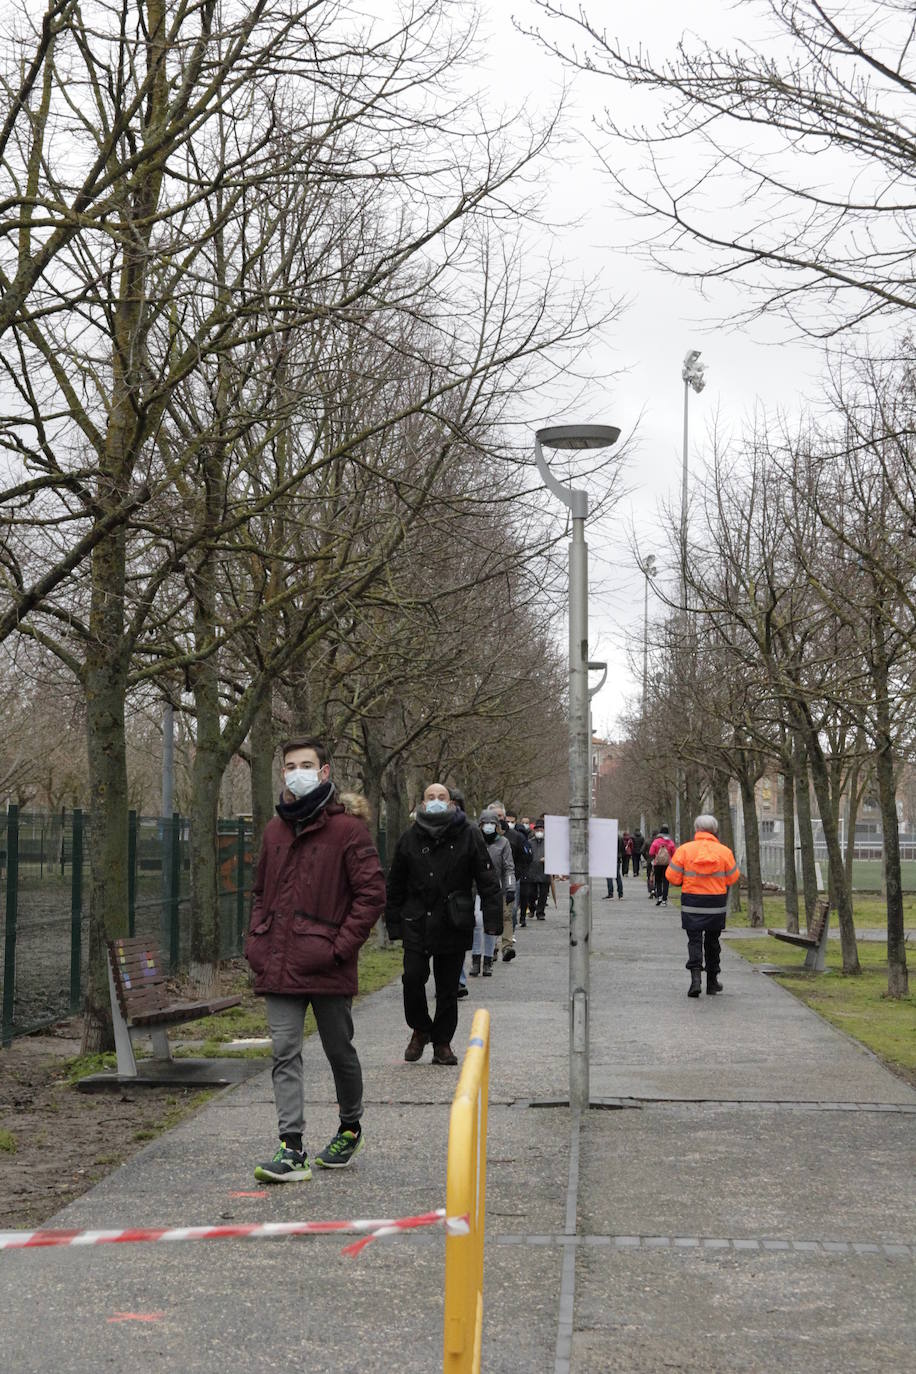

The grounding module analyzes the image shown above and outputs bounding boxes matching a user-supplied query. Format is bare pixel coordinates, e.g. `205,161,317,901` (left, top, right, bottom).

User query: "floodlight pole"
534,424,619,1114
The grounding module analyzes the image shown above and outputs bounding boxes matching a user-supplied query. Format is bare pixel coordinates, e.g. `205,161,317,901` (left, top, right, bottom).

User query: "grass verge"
725,934,915,1087
717,891,916,931
170,942,403,1057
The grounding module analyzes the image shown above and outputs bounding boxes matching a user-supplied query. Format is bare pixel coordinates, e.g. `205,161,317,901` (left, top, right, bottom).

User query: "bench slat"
129,996,241,1027
767,928,818,948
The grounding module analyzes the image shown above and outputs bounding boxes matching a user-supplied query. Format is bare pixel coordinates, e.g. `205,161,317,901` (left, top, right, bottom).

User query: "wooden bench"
767,898,831,972
107,937,242,1078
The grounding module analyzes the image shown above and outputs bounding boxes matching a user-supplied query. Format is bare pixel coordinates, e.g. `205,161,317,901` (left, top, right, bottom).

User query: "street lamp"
534,422,620,1114
639,554,657,838
640,554,657,706
678,352,706,843
680,350,706,614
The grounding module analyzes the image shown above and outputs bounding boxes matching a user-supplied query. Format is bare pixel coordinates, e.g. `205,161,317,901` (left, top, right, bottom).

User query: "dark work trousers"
632,854,641,877
520,879,550,921
265,993,363,1141
621,853,631,876
606,861,623,899
402,946,465,1046
654,863,669,902
686,921,725,974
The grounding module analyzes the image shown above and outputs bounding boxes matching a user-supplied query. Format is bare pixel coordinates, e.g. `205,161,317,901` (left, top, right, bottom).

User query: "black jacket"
506,824,531,882
385,814,502,954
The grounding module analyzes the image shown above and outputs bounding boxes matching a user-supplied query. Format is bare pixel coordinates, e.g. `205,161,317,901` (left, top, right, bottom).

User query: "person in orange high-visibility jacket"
665,814,740,999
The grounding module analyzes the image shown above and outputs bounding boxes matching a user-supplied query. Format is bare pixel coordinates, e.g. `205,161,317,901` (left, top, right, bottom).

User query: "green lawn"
707,891,914,932
724,935,915,1086
169,941,403,1057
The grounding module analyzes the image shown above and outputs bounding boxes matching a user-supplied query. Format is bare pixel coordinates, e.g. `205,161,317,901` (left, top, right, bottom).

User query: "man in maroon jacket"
245,736,386,1182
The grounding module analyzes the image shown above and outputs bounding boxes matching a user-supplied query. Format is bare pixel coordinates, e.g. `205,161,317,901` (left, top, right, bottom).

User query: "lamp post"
640,554,657,837
678,352,706,842
534,423,620,1113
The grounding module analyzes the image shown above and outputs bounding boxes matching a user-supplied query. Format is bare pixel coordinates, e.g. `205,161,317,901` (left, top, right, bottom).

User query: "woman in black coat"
386,783,501,1064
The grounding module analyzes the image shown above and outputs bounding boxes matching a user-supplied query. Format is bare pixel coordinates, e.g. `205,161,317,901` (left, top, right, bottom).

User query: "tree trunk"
805,729,860,973
843,742,863,896
82,542,130,1052
249,693,275,856
738,768,764,926
188,700,222,1000
781,767,799,933
794,736,818,928
712,770,739,918
872,641,908,997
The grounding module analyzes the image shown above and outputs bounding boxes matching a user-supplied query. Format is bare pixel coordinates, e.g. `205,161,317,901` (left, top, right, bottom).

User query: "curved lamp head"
534,423,621,520
586,659,608,699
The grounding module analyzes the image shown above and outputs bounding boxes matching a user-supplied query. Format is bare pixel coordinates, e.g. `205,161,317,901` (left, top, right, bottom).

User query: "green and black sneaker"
254,1142,312,1183
314,1129,365,1169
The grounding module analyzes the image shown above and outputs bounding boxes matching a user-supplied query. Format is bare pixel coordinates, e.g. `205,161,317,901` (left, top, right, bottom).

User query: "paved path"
2,876,914,1372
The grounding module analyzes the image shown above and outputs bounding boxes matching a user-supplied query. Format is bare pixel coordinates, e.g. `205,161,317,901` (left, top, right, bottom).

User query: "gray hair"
694,813,718,835
487,799,505,814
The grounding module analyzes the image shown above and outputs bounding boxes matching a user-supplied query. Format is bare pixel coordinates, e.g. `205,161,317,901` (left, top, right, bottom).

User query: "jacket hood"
687,833,731,872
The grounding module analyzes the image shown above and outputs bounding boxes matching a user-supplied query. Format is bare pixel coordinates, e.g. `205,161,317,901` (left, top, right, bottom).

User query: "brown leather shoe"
432,1043,458,1066
404,1030,429,1062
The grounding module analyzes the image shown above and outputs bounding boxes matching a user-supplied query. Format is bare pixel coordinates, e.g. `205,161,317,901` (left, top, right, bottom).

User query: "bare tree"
530,0,916,336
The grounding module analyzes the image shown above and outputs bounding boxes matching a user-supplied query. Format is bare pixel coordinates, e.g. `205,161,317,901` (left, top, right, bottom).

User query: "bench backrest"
808,898,830,943
108,937,169,1020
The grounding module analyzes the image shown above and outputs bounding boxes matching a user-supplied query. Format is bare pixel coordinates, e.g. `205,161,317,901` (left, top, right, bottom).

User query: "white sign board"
543,816,619,879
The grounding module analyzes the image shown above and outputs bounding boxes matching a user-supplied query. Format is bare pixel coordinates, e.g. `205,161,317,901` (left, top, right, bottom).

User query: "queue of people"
243,733,740,1182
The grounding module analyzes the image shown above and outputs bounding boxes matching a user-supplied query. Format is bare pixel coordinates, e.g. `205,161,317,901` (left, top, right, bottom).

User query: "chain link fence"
0,806,253,1044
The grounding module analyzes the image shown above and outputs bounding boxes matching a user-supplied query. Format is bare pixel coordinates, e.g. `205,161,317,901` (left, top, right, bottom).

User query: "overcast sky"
472,2,833,735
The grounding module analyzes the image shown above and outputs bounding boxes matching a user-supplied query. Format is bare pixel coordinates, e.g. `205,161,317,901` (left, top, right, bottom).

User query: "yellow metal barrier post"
444,1008,490,1374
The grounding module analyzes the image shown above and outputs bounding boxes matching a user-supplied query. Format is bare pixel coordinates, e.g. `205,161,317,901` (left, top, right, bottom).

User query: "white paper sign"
543,816,619,879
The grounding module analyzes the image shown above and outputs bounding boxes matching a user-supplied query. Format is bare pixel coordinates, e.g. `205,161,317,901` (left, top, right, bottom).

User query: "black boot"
707,974,723,995
469,954,481,977
688,970,702,998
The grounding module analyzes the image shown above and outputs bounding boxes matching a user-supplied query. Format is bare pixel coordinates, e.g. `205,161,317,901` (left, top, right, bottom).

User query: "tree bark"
781,766,799,933
872,635,908,996
82,534,130,1051
712,770,739,918
803,726,860,973
738,767,764,926
794,736,818,929
249,693,276,857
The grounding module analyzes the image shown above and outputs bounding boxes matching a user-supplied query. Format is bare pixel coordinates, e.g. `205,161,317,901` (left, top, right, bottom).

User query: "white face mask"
534,830,544,840
482,823,496,836
285,766,322,798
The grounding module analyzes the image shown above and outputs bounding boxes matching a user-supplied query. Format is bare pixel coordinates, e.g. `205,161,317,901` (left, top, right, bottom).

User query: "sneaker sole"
254,1166,312,1183
314,1135,365,1170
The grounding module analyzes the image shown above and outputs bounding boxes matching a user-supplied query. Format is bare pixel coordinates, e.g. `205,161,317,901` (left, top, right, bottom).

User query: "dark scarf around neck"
276,779,335,827
415,806,456,838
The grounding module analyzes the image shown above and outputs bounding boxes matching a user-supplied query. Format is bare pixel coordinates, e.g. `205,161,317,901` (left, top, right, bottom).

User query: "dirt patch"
0,1020,222,1231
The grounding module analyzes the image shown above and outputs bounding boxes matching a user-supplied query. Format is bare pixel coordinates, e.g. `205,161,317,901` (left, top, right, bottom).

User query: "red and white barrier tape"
0,1208,470,1258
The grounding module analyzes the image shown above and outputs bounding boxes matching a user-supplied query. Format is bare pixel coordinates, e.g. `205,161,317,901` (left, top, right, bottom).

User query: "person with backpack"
649,827,675,905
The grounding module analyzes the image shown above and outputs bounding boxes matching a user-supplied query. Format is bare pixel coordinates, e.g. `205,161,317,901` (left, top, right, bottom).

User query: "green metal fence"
0,806,253,1046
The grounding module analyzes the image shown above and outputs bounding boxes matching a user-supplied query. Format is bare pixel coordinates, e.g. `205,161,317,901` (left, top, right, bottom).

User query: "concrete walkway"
2,877,914,1373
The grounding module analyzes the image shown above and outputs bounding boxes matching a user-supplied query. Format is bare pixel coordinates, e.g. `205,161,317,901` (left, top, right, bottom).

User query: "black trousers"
520,879,549,919
621,854,630,875
686,923,724,975
632,854,641,876
654,864,669,901
402,947,465,1045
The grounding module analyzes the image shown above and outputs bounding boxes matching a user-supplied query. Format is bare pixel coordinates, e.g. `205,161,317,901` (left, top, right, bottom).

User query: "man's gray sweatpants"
265,993,363,1140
